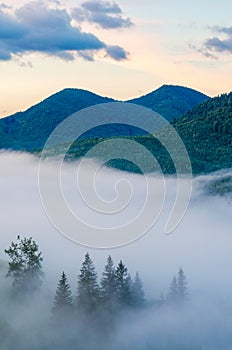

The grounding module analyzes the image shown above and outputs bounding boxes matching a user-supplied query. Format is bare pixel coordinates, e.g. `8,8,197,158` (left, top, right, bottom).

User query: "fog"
0,151,232,349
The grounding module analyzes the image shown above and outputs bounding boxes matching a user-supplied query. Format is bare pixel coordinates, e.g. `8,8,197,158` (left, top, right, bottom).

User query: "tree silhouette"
168,268,188,304
115,260,132,307
5,237,43,296
177,267,188,301
168,275,178,303
101,255,117,311
52,272,73,316
77,253,99,313
132,272,145,307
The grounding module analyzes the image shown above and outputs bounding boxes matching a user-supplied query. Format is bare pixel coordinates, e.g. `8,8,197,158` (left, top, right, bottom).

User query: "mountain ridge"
0,85,231,176
1,84,209,120
0,84,209,151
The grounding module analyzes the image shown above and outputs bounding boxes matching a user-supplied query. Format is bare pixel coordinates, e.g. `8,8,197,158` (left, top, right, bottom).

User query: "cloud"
0,1,129,62
105,45,129,60
0,151,231,294
200,26,232,58
189,43,218,60
78,50,95,61
13,57,33,68
76,45,130,62
82,0,122,14
72,0,133,29
0,2,11,9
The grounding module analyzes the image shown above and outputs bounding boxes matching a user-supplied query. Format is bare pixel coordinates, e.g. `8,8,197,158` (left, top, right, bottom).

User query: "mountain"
0,89,114,150
0,85,209,151
127,85,209,121
56,92,231,176
0,86,231,176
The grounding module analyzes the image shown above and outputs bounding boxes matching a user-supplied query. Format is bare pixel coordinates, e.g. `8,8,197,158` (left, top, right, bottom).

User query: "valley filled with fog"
0,151,232,350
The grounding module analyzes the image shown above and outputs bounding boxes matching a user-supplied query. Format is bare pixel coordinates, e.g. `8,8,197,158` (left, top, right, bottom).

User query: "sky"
1,0,232,117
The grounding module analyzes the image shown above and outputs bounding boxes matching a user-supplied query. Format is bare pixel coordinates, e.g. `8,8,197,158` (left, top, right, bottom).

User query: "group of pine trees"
4,237,189,319
167,267,188,304
52,254,145,319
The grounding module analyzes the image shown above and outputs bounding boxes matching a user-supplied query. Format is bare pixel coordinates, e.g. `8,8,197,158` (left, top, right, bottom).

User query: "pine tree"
125,273,133,305
115,260,132,307
168,268,188,304
168,275,178,303
77,253,99,313
101,255,117,309
4,237,43,296
177,267,188,301
131,272,145,307
52,272,73,316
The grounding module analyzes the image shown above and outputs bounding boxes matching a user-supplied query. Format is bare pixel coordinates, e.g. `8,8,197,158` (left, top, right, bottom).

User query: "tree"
115,260,132,307
177,267,188,301
77,253,99,313
168,268,188,304
101,255,117,309
4,237,43,296
52,272,73,316
131,272,145,307
125,273,133,306
168,275,178,303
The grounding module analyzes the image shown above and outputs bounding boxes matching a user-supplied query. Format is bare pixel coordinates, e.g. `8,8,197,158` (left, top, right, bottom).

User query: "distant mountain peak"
128,85,209,121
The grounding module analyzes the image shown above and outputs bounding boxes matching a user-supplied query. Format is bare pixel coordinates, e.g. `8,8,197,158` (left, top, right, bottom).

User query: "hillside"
64,92,232,175
128,85,209,121
174,93,232,173
109,92,232,175
126,92,232,174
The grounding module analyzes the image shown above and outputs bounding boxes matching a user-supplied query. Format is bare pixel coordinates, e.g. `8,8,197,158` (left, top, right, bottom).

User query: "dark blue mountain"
0,85,209,151
128,85,209,121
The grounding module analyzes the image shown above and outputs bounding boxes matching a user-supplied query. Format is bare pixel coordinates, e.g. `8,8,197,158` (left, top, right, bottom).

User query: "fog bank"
0,152,231,296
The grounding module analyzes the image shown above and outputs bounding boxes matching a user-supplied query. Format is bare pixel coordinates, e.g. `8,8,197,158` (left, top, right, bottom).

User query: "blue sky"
0,0,232,117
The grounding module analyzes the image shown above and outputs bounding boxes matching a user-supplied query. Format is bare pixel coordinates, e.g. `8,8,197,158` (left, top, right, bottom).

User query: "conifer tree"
168,275,178,303
115,260,132,307
125,273,133,305
52,272,73,316
132,272,145,307
77,253,99,312
101,255,117,309
168,268,188,304
177,267,188,301
4,237,43,296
